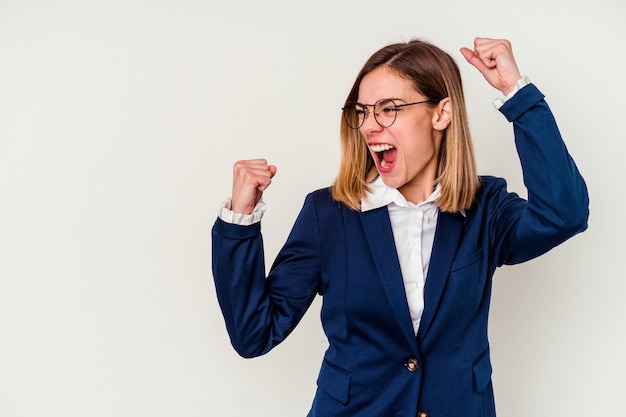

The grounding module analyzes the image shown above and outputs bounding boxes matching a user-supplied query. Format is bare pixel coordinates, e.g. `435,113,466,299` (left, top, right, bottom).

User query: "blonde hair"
331,39,480,213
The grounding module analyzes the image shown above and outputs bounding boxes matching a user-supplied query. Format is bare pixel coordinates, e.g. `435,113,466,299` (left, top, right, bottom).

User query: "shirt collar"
361,176,441,212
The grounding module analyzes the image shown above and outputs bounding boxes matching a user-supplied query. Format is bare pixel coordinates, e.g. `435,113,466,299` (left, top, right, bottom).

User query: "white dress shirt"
361,177,440,335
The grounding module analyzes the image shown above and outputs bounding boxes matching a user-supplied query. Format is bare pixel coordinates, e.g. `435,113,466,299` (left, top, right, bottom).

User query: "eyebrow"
355,98,407,106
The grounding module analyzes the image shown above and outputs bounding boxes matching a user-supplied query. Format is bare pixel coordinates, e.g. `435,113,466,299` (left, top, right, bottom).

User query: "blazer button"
406,358,419,372
417,412,429,417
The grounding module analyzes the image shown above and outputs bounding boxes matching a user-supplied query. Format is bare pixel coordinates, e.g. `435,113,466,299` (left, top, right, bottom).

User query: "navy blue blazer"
212,84,589,417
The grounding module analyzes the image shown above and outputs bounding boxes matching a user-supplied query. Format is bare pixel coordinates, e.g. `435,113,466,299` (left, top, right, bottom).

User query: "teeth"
370,144,394,152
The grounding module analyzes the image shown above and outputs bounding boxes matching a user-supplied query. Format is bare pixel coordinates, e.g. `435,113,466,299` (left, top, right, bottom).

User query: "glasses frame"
342,98,441,130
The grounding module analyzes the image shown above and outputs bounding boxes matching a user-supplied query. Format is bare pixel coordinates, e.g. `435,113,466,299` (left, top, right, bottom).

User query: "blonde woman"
212,37,589,417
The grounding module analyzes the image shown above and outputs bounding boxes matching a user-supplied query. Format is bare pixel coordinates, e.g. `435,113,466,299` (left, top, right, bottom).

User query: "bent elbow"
231,341,267,359
565,206,589,236
555,180,589,237
227,331,272,359
557,193,589,238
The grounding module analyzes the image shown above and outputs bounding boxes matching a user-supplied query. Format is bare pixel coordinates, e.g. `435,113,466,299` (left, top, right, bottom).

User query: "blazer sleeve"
211,193,322,358
489,83,589,266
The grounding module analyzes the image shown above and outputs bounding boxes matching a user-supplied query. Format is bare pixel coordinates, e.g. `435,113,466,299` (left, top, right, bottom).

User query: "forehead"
357,66,419,103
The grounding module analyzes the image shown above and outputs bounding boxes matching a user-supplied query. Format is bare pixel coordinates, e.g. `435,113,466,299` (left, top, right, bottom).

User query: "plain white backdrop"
1,0,625,416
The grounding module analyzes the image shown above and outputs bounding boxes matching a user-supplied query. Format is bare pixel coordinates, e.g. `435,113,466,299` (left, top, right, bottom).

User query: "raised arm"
462,38,589,264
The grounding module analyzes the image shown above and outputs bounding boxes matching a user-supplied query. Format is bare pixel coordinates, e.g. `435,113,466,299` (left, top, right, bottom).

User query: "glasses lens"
373,99,397,128
343,104,363,129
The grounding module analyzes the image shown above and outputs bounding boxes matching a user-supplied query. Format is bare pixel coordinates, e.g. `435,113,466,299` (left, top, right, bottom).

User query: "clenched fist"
231,159,277,214
460,38,523,95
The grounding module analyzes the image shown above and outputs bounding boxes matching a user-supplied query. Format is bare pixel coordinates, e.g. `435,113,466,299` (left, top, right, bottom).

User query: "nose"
360,109,383,135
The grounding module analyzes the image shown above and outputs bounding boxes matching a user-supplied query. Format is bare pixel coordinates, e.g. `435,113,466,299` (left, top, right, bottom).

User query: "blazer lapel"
417,211,464,342
360,207,418,353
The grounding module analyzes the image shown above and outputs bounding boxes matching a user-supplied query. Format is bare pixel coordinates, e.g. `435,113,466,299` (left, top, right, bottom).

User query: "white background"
1,0,625,416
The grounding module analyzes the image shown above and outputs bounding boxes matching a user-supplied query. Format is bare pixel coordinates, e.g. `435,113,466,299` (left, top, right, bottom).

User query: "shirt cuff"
493,76,531,109
218,198,266,225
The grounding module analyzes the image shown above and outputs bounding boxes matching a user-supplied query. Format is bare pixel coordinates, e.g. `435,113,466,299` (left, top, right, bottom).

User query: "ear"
432,98,452,131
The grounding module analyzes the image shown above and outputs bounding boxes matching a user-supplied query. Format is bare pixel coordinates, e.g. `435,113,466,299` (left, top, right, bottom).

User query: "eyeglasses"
342,98,440,130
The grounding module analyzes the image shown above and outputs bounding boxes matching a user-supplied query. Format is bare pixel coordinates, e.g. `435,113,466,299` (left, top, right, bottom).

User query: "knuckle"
233,160,245,171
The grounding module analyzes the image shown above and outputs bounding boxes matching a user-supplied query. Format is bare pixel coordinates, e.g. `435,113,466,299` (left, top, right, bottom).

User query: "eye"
380,107,398,115
375,99,399,115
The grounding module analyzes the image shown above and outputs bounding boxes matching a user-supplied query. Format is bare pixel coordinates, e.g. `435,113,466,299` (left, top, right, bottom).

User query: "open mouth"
370,144,397,170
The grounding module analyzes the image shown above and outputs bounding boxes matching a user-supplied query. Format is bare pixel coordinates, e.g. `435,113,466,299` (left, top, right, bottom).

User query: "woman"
212,38,589,417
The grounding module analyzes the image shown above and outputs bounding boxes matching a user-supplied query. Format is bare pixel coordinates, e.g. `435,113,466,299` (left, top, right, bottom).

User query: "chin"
378,173,405,190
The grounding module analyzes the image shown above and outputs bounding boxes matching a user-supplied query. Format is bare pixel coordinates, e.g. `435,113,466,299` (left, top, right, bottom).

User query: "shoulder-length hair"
331,39,480,213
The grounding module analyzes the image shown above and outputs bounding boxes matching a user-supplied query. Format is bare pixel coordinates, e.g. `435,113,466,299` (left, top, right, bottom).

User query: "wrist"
218,198,267,225
493,76,531,109
500,73,522,94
